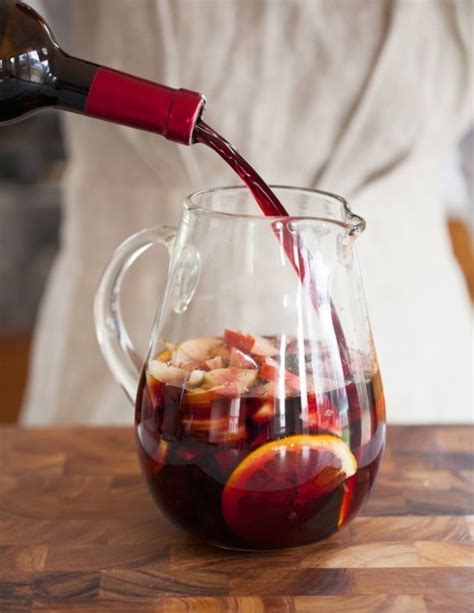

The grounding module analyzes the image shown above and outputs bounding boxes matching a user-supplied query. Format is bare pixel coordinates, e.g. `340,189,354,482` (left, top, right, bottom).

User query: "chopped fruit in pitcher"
250,335,279,357
136,329,385,549
209,344,231,364
202,368,258,394
224,329,255,353
229,347,258,369
179,337,222,362
205,356,224,370
305,392,342,436
187,370,205,388
148,360,186,386
248,398,275,422
260,357,300,394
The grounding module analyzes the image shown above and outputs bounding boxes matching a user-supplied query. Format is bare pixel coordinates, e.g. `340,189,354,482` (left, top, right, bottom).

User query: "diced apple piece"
171,347,192,368
260,357,300,393
260,381,278,397
251,382,273,397
234,368,259,390
170,347,203,373
205,355,224,370
148,360,186,386
251,335,278,357
305,392,341,436
187,370,205,388
250,399,275,422
224,329,255,353
254,380,297,399
209,344,231,365
179,337,222,362
202,368,232,388
229,347,258,369
203,368,258,394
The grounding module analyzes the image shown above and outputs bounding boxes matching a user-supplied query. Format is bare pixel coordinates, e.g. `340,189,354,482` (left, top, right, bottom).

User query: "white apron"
22,0,473,424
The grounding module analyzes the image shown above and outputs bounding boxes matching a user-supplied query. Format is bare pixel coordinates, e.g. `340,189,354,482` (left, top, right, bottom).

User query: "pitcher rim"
184,185,366,234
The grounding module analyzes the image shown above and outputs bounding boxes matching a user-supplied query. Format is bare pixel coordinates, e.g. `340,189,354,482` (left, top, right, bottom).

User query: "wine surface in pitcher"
135,331,385,550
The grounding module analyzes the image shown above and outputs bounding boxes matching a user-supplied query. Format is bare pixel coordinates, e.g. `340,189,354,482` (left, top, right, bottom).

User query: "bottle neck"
53,53,99,113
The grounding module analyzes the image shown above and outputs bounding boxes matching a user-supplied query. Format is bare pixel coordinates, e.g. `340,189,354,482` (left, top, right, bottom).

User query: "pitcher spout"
343,200,366,237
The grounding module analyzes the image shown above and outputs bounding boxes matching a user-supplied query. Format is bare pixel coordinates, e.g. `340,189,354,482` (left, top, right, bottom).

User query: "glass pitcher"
95,186,386,550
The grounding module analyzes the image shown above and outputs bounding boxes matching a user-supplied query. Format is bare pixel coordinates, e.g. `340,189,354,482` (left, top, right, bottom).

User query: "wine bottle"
0,0,205,144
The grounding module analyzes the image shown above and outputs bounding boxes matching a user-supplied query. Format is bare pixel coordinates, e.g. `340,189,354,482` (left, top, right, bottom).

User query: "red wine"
134,331,385,549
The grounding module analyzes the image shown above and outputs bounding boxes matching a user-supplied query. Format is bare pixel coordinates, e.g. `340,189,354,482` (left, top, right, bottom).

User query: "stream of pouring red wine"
194,121,362,451
194,121,288,216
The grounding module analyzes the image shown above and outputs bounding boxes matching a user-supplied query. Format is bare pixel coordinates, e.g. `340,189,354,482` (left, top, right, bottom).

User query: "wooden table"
0,425,472,611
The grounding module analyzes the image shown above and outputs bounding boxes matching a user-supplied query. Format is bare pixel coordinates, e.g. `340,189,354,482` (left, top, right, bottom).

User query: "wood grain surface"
0,425,472,612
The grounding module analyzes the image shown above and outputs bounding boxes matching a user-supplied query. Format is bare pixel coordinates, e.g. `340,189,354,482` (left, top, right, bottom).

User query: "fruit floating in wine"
135,330,385,549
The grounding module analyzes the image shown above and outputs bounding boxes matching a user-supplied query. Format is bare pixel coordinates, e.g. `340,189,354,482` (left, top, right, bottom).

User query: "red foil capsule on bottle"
85,67,205,145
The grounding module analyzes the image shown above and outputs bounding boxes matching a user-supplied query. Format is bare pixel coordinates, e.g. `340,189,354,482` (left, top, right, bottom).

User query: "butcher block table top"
0,425,472,612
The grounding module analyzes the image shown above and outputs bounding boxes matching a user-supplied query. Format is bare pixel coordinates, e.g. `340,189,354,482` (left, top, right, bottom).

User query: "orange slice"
222,434,357,544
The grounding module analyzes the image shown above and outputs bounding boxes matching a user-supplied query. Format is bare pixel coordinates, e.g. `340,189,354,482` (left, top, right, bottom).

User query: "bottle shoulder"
0,1,59,56
0,1,60,85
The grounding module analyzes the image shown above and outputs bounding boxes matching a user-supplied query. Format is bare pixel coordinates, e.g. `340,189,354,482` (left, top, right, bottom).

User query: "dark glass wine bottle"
0,0,205,144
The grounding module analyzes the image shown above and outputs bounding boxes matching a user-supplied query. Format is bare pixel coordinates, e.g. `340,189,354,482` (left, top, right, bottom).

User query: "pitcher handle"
94,225,177,404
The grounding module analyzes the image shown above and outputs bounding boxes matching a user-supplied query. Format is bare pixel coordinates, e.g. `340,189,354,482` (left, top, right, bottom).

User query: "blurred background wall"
0,113,65,422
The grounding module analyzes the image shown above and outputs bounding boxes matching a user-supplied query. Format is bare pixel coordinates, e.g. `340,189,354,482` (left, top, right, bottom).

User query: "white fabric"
22,0,473,424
